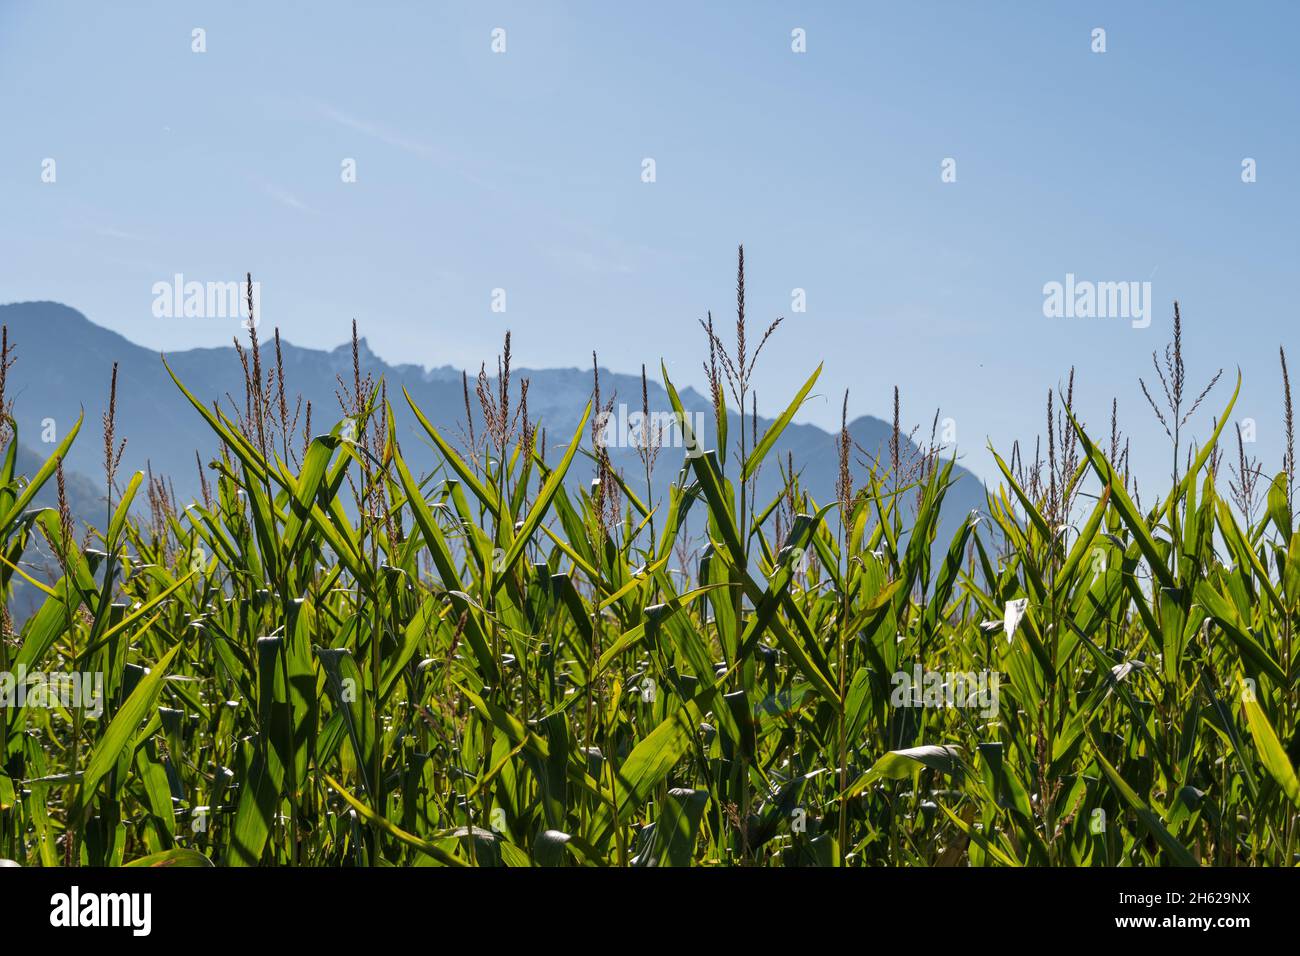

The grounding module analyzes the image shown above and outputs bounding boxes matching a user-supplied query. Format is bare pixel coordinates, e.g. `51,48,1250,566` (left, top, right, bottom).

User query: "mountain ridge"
0,300,986,562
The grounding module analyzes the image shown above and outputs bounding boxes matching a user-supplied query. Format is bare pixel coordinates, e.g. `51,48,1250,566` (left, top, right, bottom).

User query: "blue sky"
1,1,1297,489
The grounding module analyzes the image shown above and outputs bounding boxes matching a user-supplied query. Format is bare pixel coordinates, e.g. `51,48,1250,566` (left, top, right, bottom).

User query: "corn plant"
0,277,1297,867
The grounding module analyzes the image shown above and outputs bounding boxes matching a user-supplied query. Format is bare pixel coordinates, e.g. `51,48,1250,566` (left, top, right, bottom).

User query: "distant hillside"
14,442,103,520
5,443,104,619
0,301,988,580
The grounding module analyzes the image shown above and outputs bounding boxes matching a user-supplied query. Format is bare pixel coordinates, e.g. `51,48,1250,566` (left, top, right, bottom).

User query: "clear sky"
2,1,1297,490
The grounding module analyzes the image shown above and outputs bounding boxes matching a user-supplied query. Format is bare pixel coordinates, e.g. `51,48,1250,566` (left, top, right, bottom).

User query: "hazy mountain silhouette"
0,301,987,581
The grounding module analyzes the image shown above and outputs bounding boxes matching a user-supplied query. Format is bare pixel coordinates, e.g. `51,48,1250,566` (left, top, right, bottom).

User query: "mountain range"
0,301,988,604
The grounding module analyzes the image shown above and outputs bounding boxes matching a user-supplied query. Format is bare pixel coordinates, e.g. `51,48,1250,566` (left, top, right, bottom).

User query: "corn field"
1,273,1298,868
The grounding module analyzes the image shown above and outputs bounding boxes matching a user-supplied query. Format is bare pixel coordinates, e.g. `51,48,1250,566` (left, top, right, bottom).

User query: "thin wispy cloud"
93,225,146,241
259,181,316,214
312,100,523,189
315,102,448,162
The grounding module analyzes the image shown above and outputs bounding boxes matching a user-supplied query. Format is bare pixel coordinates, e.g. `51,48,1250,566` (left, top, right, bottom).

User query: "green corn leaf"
73,642,184,822
743,363,821,480
1089,732,1199,867
1238,677,1300,807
